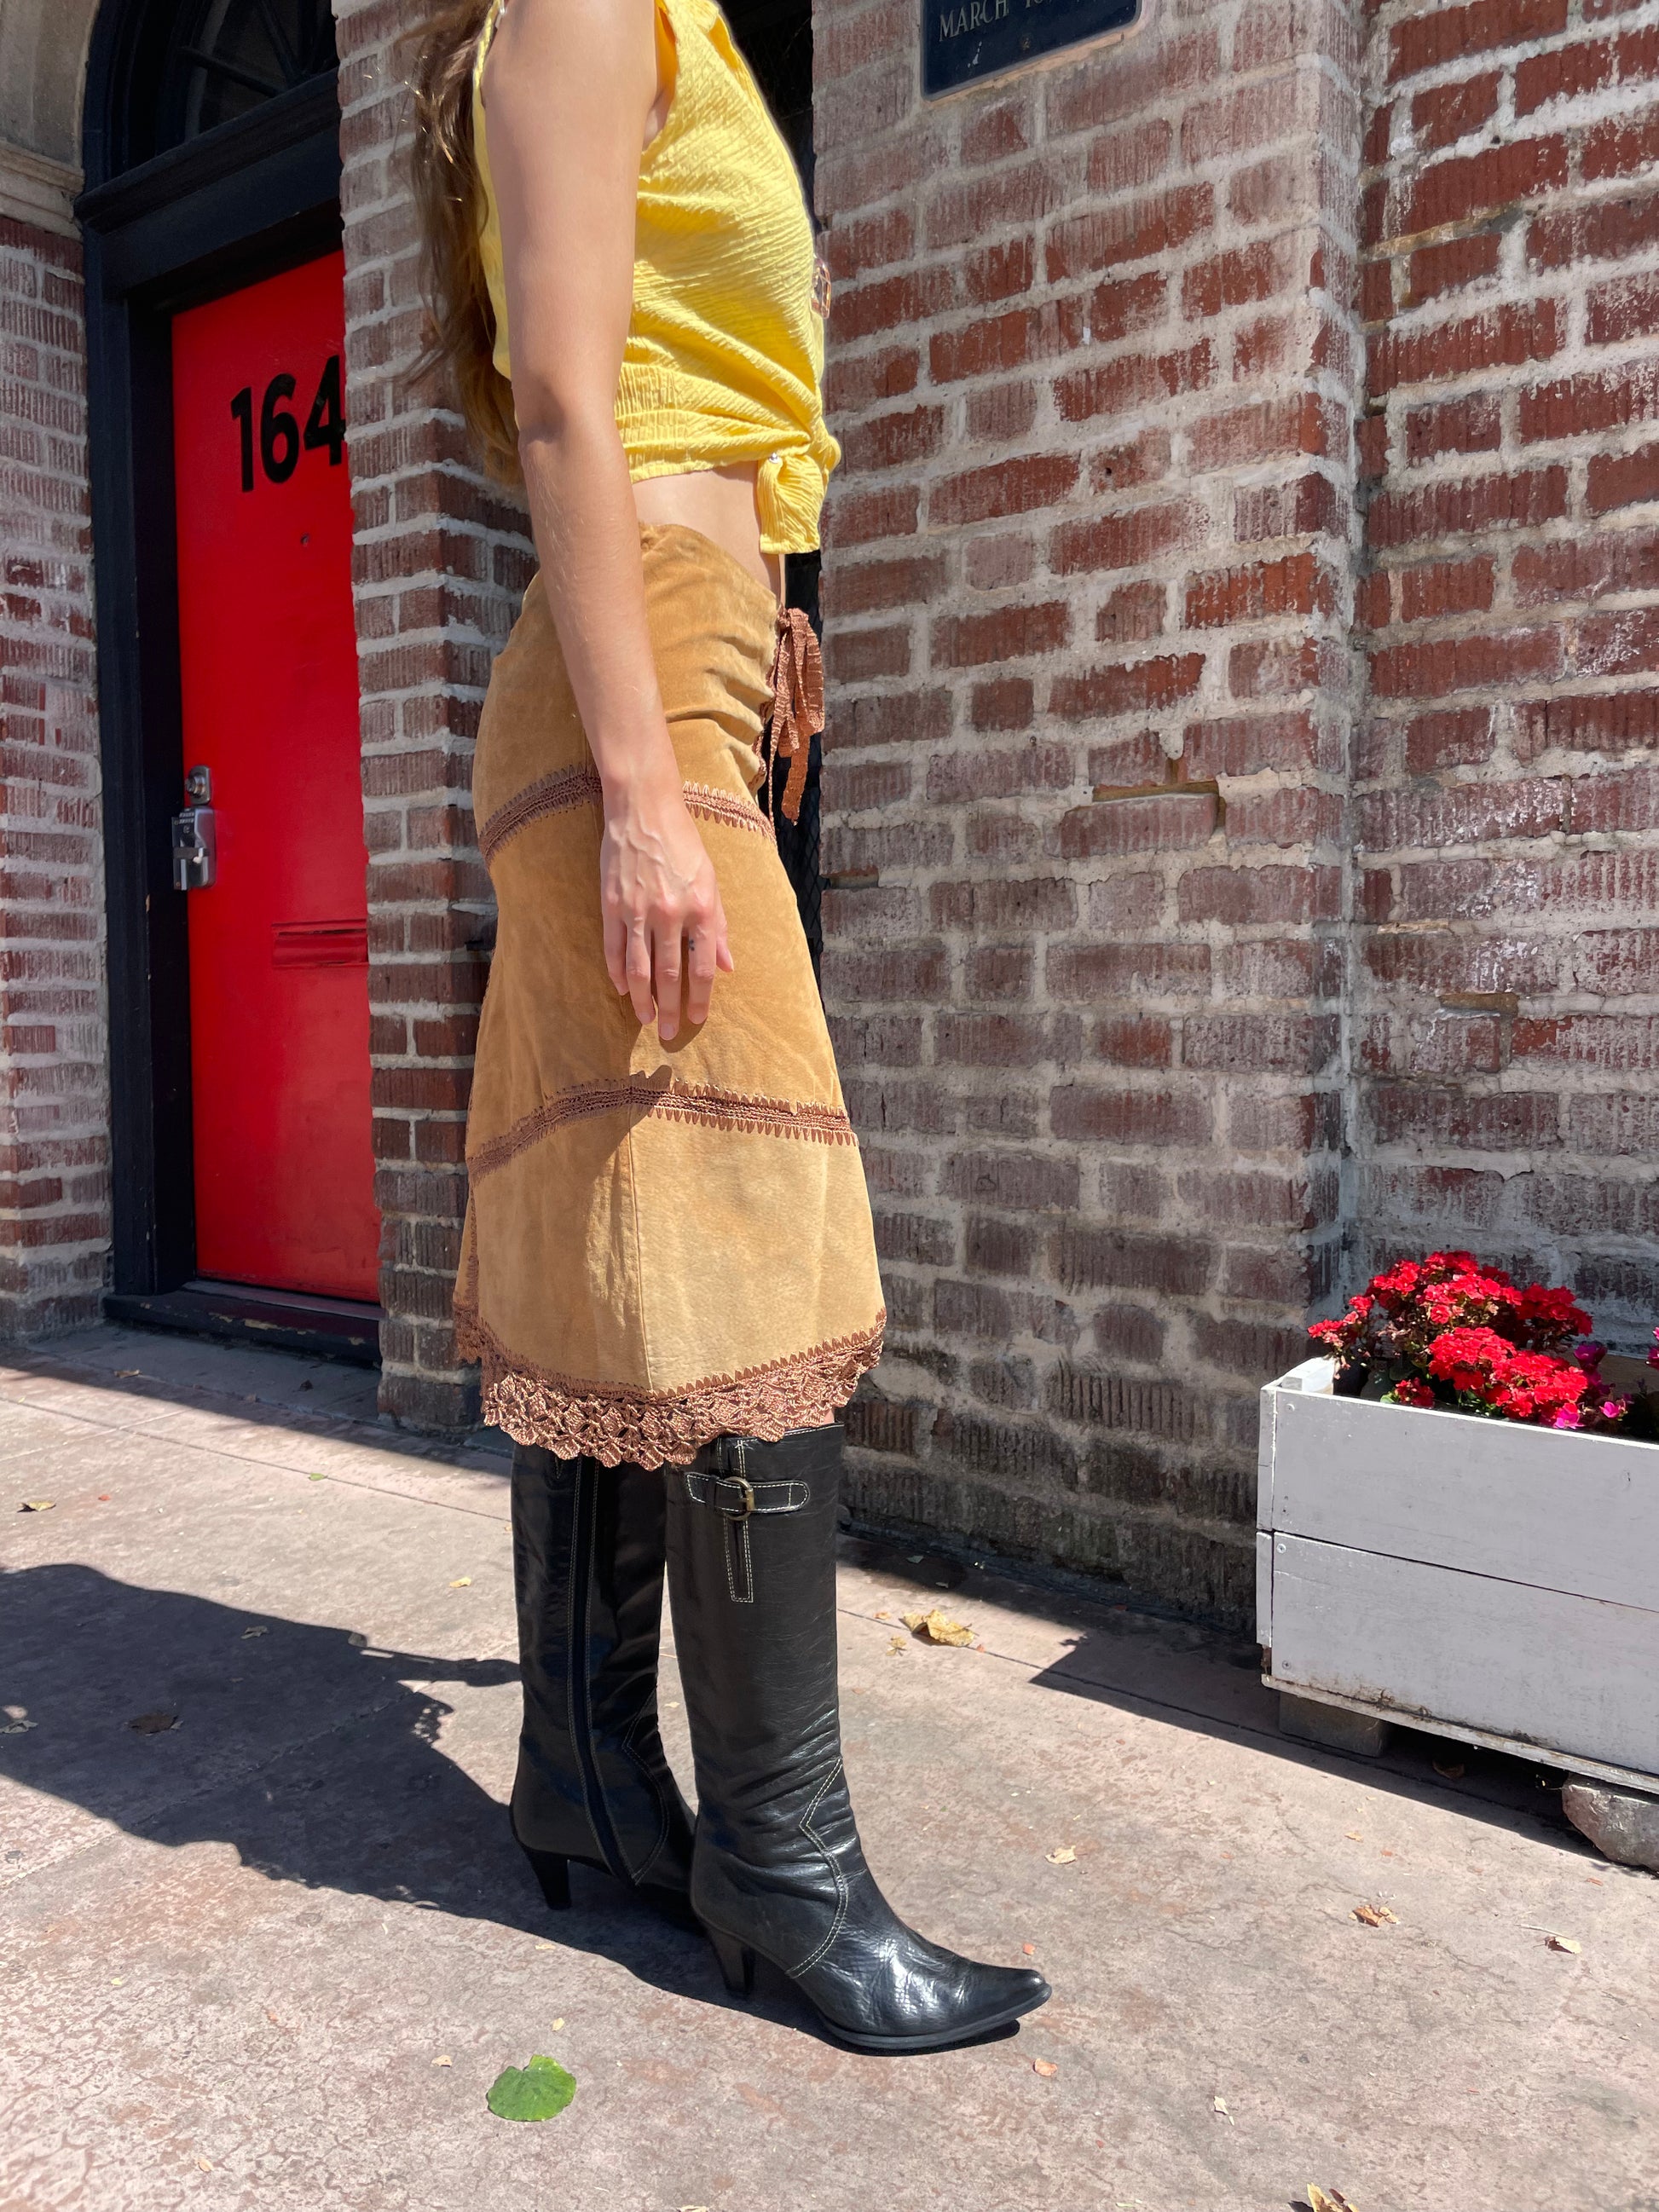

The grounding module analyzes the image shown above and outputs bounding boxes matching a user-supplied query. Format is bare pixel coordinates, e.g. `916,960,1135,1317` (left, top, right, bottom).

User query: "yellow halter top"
471,0,839,556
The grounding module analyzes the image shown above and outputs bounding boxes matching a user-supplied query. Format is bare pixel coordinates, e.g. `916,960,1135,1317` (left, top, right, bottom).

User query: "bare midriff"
632,461,783,600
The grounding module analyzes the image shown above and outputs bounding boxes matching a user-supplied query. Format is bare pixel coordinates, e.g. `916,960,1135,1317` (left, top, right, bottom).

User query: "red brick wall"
335,1,535,1428
1356,0,1659,1346
0,213,107,1341
814,0,1367,1616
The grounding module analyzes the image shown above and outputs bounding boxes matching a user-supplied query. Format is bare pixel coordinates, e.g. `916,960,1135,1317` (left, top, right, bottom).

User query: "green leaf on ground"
486,2054,576,2122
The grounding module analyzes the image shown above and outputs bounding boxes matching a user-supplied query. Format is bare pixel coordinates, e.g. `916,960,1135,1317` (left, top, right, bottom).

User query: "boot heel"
707,1925,756,1995
523,1847,571,1912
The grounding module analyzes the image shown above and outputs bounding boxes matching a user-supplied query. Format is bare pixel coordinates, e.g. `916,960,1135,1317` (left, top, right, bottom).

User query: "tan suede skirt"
454,523,885,1467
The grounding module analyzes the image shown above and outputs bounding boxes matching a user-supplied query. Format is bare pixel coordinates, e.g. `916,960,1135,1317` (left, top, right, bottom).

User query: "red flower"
1306,1250,1638,1434
1385,1377,1436,1409
1427,1326,1511,1395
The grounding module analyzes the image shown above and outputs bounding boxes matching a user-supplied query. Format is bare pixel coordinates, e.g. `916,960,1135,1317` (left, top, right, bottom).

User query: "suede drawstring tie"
764,606,824,825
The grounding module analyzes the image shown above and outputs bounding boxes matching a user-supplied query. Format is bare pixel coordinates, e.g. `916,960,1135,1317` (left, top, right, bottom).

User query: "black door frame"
78,46,377,1356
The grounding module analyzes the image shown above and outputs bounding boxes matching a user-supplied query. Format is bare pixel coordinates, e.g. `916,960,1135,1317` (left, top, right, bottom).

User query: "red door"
171,251,379,1302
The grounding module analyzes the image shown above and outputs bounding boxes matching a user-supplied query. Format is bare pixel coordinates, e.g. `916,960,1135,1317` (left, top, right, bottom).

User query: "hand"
599,767,733,1042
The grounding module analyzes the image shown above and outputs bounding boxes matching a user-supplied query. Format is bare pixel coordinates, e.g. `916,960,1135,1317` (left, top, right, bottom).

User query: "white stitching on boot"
790,1761,850,1974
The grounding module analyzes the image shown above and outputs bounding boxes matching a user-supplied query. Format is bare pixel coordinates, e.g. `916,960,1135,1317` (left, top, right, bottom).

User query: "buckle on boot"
684,1465,758,1604
715,1473,755,1519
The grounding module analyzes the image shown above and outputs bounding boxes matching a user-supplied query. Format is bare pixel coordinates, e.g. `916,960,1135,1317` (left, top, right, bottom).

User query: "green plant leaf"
486,2055,576,2122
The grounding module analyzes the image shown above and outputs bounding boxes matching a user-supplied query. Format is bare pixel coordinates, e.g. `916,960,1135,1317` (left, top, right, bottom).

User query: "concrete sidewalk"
2,1328,1655,2212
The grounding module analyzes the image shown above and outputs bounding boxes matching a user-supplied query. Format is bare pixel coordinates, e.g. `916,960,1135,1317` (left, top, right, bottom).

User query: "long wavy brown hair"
405,0,521,479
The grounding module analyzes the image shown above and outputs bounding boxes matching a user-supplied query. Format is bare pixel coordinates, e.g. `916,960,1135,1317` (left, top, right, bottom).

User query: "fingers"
684,917,718,1029
604,905,629,997
598,813,732,1038
625,917,656,1028
654,916,684,1043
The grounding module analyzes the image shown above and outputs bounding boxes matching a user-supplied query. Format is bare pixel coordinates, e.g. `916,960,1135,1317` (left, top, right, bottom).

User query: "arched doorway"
84,0,381,1358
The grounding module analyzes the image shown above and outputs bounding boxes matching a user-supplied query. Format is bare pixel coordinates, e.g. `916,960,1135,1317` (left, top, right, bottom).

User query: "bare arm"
481,0,731,1043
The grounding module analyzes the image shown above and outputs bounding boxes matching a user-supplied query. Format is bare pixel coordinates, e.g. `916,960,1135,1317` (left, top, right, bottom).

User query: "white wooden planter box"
1257,1358,1659,1791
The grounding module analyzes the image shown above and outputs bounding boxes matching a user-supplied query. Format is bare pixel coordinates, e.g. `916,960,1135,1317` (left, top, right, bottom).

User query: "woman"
408,0,1049,2053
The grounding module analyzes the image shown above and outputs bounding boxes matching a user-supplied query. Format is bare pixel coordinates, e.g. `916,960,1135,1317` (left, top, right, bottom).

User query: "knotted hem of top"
454,1303,885,1469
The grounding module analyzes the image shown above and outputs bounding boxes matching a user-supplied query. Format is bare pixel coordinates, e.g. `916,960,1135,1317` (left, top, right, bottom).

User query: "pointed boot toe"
793,1931,1053,2053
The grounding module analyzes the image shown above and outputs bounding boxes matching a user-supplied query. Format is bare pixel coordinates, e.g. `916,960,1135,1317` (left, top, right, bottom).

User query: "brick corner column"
335,3,534,1431
813,0,1367,1622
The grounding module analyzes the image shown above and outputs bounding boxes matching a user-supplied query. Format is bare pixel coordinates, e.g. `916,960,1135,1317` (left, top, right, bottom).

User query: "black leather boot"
664,1426,1051,2053
510,1445,695,1920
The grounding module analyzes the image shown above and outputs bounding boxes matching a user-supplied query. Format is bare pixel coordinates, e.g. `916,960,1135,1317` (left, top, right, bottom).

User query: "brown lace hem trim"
468,1077,858,1183
684,783,774,840
478,764,600,863
453,1306,886,1469
479,771,771,865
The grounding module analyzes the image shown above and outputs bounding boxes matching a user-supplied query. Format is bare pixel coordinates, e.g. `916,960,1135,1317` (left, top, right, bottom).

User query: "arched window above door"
169,0,339,142
86,0,338,183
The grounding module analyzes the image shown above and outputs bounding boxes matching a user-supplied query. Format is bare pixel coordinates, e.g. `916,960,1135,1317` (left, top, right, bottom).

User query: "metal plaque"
924,0,1139,96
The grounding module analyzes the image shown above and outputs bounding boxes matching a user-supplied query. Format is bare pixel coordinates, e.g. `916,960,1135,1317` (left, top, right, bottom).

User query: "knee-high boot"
510,1445,695,1917
664,1425,1051,2053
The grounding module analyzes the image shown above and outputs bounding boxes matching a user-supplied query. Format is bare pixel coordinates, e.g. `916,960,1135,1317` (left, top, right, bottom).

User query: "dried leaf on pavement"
885,1636,906,1655
241,1626,267,1639
1307,2187,1357,2212
486,2053,576,2122
1,1718,38,1735
1344,1828,1363,1840
1546,1933,1581,1955
19,1499,55,1513
902,1608,974,1646
1046,1845,1078,1865
449,1577,472,1588
432,2055,453,2067
1212,2094,1233,2122
1032,2059,1058,2078
1352,1902,1397,1927
128,1711,178,1735
348,1632,367,1648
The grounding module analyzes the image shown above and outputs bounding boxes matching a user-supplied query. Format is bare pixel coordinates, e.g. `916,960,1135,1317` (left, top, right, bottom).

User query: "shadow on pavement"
842,1530,1589,1852
0,1562,721,2004
0,1329,512,1478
